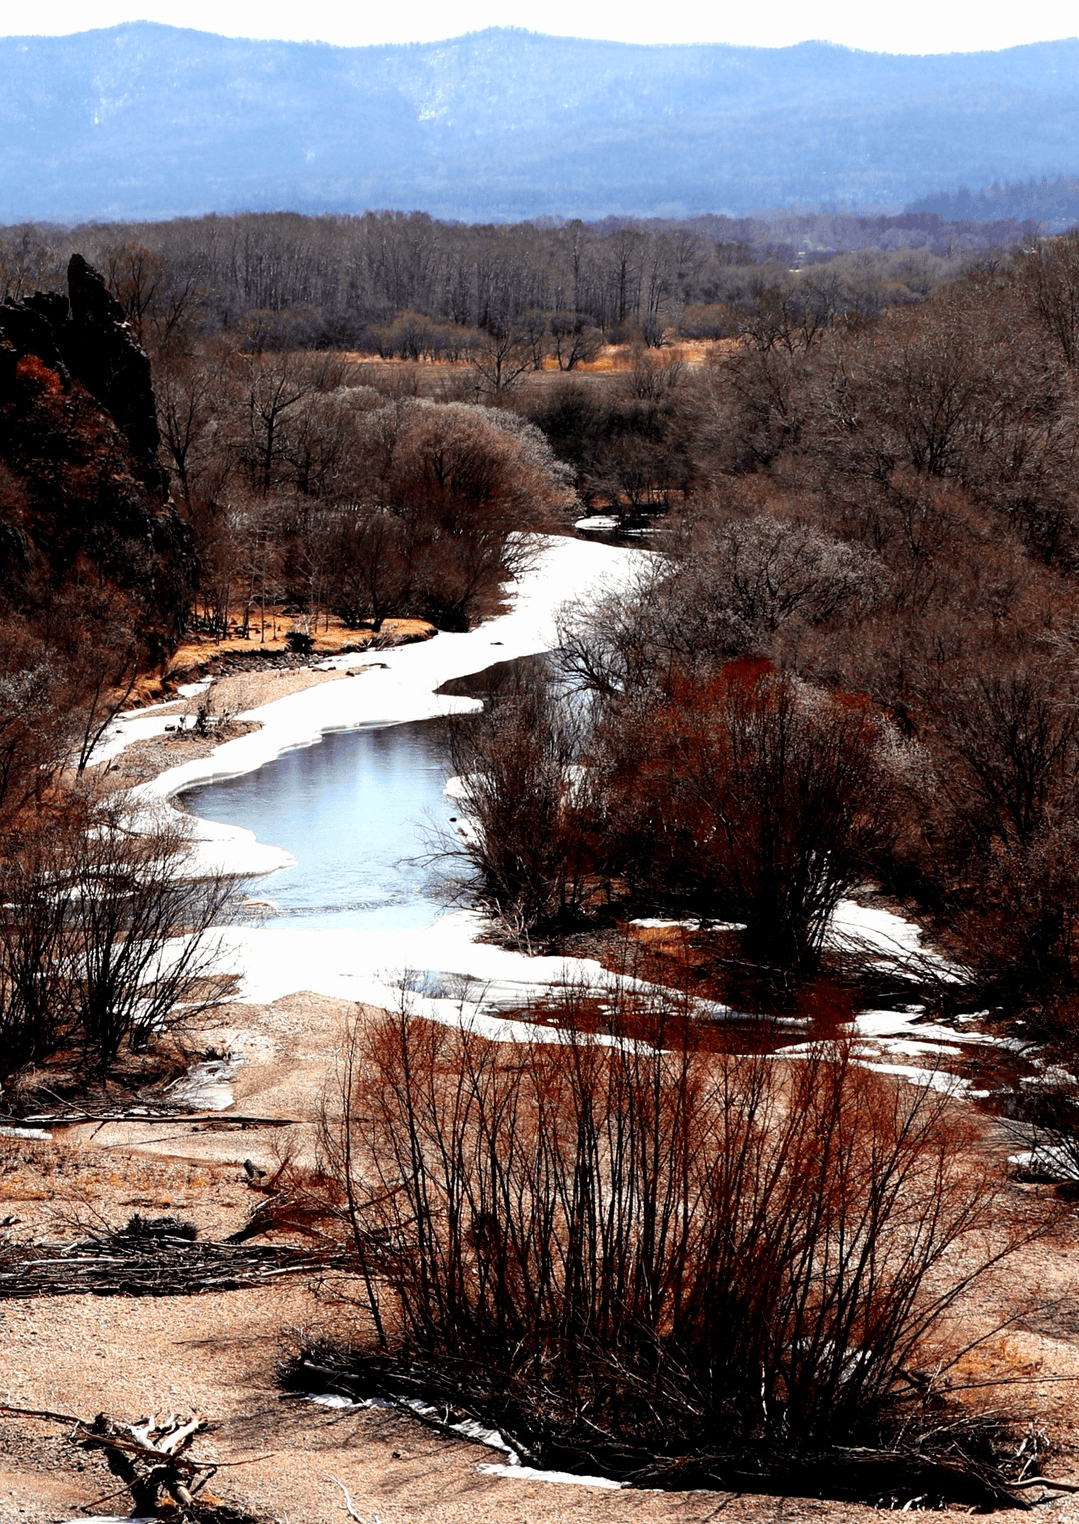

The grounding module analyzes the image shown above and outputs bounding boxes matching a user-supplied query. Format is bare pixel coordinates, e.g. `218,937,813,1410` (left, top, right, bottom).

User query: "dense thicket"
0,210,1019,357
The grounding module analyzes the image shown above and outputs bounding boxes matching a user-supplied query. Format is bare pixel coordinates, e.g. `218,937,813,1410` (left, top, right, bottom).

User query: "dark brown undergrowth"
293,991,1052,1503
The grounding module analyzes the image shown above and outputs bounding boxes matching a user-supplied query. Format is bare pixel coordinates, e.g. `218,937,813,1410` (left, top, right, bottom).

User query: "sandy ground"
3,1209,1079,1524
56,992,364,1175
97,664,349,789
0,1276,959,1524
7,1273,1079,1524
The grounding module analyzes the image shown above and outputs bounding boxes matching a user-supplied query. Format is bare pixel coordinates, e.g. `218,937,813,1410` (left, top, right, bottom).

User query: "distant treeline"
908,176,1079,232
0,209,1048,355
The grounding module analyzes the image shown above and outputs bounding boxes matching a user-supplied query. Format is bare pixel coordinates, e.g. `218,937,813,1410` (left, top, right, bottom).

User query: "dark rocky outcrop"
64,254,164,479
0,256,192,662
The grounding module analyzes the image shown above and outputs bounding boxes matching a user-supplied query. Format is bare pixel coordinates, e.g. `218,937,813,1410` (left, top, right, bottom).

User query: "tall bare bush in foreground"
316,994,1037,1489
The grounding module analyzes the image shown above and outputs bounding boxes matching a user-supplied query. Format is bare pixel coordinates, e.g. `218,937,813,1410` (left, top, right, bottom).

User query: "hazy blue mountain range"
3,23,1079,223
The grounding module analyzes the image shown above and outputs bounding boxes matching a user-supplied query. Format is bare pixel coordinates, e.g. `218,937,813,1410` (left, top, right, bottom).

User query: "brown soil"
166,616,435,686
0,1278,941,1524
343,338,729,381
119,614,435,710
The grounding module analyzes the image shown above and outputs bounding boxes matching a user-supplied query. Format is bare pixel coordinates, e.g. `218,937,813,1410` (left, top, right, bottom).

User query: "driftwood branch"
0,1401,276,1516
1011,1475,1079,1493
328,1474,372,1522
8,1110,298,1128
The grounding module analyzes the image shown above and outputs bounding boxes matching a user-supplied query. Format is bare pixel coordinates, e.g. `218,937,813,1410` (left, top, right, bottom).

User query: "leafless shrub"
444,663,599,942
615,661,897,969
310,993,1043,1494
0,799,239,1082
471,651,896,969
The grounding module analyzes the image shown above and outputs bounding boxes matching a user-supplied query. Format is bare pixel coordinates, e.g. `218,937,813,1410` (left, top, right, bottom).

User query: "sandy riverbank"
5,1104,1079,1524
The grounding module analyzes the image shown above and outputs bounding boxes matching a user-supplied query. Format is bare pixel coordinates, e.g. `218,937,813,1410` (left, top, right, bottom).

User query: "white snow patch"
628,916,747,931
307,1393,623,1489
1009,1145,1079,1181
476,1461,625,1488
828,900,962,981
0,1126,51,1140
91,708,187,763
1020,1065,1079,1087
442,774,473,802
211,909,736,1037
177,678,212,698
165,1053,240,1111
852,1009,1006,1048
857,1062,976,1096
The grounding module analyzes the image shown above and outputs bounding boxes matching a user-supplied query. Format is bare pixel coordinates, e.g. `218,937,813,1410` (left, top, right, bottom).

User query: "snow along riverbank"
124,535,644,876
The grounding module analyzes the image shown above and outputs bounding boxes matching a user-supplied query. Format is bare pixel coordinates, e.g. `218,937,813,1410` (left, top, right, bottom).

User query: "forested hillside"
908,174,1079,230
4,24,1079,219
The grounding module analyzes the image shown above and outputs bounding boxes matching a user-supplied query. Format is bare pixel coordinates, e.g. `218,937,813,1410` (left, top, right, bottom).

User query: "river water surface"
182,720,455,932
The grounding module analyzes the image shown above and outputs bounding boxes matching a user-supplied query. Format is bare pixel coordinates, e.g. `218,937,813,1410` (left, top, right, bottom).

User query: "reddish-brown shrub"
317,992,1036,1487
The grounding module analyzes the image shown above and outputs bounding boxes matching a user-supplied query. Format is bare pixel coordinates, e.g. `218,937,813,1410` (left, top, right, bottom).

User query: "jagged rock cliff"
0,256,192,661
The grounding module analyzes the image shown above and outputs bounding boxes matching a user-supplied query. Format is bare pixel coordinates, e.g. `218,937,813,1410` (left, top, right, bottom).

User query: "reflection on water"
182,720,455,931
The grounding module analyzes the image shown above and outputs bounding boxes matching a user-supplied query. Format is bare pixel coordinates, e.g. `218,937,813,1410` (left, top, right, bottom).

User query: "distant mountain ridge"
3,24,1079,222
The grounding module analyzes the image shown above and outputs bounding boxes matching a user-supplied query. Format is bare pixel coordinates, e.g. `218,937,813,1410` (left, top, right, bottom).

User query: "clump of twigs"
281,1340,1055,1506
302,992,1066,1505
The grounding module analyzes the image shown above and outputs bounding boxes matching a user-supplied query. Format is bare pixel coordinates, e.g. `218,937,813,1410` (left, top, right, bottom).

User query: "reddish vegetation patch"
573,921,859,1044
14,353,62,395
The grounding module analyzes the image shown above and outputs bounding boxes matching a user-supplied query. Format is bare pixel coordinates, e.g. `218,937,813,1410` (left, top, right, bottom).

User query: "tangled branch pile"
0,1214,346,1297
